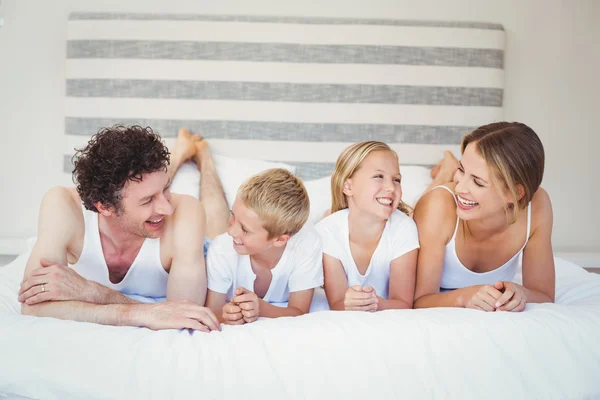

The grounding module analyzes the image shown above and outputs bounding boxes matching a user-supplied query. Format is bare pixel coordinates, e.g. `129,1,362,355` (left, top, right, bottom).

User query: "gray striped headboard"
65,13,504,180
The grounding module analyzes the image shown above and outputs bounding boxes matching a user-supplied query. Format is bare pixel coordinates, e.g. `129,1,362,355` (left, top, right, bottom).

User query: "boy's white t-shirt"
207,226,324,303
315,208,419,299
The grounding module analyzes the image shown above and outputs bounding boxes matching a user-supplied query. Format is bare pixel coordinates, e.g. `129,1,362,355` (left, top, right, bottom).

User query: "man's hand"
222,302,245,325
494,281,527,312
231,287,260,323
138,301,221,332
18,259,96,305
344,285,378,311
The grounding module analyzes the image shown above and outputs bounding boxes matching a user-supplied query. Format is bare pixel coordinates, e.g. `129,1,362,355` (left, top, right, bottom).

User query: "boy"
205,169,323,324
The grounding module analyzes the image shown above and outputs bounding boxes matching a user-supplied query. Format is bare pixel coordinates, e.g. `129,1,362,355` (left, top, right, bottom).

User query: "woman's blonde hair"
238,168,309,239
330,141,410,215
462,122,545,223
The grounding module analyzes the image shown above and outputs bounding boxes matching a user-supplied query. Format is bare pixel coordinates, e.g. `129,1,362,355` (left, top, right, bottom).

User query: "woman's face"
453,143,511,221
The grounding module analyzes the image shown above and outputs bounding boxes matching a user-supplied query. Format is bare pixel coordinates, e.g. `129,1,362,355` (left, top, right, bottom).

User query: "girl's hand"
494,281,527,312
464,284,503,311
344,285,378,312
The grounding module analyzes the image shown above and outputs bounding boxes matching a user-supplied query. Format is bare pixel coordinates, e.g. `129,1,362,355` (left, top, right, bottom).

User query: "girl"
413,122,555,312
315,141,419,311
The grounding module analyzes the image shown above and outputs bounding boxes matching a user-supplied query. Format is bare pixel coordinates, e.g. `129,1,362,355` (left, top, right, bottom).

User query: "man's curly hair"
72,125,170,213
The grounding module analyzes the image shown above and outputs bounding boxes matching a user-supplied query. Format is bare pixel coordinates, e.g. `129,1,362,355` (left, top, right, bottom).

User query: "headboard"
64,13,504,180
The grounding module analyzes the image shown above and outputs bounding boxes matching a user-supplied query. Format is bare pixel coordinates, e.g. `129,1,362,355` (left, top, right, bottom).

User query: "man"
18,125,220,332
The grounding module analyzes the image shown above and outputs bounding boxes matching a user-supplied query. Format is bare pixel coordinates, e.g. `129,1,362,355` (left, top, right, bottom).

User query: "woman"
413,122,555,311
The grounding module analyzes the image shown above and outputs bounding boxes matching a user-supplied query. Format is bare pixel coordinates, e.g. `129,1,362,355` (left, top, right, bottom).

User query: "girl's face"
344,150,403,220
453,143,512,221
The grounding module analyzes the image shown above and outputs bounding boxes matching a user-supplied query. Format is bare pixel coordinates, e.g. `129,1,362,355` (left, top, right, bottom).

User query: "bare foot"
194,136,215,170
432,151,459,183
172,128,198,165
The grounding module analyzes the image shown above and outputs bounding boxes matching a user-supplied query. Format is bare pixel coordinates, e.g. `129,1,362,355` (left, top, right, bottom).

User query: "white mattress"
1,251,599,400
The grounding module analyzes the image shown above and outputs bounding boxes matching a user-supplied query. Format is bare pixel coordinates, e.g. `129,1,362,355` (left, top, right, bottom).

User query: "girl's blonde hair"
330,141,410,215
461,122,545,223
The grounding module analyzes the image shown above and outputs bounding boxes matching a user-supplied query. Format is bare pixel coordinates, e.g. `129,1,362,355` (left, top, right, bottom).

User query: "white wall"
0,0,598,254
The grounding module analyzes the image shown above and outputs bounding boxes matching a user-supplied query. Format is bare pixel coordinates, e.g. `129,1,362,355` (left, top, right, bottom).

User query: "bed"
2,12,599,400
1,251,600,399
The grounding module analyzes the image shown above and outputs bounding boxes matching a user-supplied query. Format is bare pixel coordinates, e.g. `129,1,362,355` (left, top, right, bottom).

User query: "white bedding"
1,252,599,400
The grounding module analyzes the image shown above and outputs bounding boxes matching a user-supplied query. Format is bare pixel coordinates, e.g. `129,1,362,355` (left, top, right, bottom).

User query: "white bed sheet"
0,252,599,400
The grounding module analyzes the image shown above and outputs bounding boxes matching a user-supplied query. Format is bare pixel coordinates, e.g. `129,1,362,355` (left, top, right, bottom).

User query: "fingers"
350,285,363,292
478,292,500,311
493,281,505,292
231,293,256,304
222,303,244,325
499,295,524,312
345,303,378,312
238,302,258,311
362,286,375,294
204,308,221,330
495,288,515,308
31,265,58,277
241,308,258,318
178,318,210,333
19,276,45,295
23,291,53,305
344,295,378,309
224,316,245,325
234,286,250,296
223,303,241,314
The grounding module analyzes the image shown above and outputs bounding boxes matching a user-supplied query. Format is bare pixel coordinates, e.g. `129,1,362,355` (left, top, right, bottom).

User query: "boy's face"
227,196,278,255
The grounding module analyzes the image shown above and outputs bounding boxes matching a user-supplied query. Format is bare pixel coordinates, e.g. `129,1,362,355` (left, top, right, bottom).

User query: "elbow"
413,295,426,309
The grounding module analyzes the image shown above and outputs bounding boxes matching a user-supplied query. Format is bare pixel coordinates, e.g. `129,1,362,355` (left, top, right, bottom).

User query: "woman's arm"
412,188,475,308
495,189,555,310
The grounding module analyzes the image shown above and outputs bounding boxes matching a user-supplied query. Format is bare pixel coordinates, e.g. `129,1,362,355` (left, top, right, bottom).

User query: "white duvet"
1,252,599,400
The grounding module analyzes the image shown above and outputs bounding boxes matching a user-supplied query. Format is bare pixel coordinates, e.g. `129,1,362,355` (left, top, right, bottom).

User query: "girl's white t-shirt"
315,208,419,299
207,226,324,303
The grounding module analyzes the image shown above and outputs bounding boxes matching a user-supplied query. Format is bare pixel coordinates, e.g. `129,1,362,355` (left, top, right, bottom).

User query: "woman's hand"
464,284,503,311
493,281,527,312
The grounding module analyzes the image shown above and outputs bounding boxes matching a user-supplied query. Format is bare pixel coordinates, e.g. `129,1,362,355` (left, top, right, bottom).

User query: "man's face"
114,170,173,239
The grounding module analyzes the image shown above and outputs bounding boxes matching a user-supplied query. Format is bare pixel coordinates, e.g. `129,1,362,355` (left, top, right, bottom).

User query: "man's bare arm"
22,188,136,316
166,195,208,305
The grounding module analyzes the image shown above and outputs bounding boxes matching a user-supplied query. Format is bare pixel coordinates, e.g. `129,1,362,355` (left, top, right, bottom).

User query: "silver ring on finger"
41,284,46,293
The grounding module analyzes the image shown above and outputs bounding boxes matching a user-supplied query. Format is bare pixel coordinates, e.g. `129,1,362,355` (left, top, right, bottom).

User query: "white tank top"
433,186,531,291
70,206,169,298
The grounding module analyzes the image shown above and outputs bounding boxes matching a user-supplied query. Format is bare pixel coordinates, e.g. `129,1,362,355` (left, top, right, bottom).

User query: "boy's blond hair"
237,168,310,239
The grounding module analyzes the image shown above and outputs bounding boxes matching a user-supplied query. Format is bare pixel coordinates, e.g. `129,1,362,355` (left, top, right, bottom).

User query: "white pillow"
170,154,296,208
303,176,332,226
399,165,433,208
302,164,432,226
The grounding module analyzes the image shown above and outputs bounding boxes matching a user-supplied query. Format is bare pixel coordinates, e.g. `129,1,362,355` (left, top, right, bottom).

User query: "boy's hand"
232,286,260,323
222,302,245,325
344,285,378,312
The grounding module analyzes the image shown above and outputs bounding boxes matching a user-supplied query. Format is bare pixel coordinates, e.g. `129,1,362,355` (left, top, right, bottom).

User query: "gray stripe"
64,155,430,180
65,118,471,145
291,162,336,180
67,80,503,107
68,13,504,30
67,41,503,68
